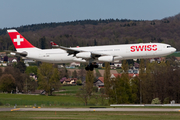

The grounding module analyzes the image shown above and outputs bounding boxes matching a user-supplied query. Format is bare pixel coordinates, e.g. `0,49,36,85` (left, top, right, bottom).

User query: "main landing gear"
85,63,98,71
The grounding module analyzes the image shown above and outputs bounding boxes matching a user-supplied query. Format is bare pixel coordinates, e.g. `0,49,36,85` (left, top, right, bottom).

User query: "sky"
0,0,180,28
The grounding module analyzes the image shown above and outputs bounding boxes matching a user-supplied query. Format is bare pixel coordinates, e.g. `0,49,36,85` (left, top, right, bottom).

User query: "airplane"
7,29,176,71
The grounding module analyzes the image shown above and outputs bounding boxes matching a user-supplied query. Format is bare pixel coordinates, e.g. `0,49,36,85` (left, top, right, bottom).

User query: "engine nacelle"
114,56,123,60
76,52,91,59
98,56,114,62
73,58,86,63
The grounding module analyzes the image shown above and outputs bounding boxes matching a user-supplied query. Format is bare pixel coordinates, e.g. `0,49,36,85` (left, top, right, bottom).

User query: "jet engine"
76,52,91,59
98,56,114,62
73,58,86,62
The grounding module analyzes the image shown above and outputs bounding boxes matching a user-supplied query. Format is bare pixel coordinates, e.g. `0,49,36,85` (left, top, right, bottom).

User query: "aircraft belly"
34,53,74,63
51,54,74,63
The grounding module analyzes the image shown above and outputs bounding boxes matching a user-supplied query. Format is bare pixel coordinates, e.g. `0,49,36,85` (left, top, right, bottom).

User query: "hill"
1,13,180,51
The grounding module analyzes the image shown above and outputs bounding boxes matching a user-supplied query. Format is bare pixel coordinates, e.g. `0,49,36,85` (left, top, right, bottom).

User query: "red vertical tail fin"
7,29,35,49
50,41,59,48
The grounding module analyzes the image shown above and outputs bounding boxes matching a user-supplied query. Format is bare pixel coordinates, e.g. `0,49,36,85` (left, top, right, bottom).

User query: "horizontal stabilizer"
11,51,27,57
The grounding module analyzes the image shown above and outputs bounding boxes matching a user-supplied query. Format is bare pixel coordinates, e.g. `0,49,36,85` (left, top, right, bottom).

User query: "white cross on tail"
14,35,24,45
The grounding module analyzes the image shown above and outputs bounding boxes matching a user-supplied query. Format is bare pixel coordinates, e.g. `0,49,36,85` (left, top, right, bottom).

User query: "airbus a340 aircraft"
7,29,176,71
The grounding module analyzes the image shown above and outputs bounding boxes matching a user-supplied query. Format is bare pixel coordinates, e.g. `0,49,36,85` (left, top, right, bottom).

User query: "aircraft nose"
172,47,176,53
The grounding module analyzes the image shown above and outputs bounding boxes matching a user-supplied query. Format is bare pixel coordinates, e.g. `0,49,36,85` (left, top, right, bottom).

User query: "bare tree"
76,70,94,105
76,85,89,106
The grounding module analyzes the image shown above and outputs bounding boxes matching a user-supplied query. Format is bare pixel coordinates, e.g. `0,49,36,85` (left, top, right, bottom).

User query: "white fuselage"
17,43,176,63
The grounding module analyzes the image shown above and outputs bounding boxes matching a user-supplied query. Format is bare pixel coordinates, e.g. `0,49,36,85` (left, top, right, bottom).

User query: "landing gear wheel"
85,66,89,71
85,63,98,71
94,65,98,68
89,66,94,71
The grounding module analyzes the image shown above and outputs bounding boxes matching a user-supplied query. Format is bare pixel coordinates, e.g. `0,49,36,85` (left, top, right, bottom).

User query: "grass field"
0,86,108,107
0,111,180,120
168,52,180,57
0,93,83,107
55,86,81,95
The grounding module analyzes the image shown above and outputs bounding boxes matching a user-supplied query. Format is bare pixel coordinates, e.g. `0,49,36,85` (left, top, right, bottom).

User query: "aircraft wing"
50,41,81,55
59,46,107,57
59,46,82,55
50,41,112,59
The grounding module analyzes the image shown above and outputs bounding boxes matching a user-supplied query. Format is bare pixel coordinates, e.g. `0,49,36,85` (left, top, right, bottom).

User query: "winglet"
7,29,35,49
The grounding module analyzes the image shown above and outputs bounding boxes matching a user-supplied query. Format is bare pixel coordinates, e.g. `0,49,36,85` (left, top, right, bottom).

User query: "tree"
23,73,37,93
95,68,101,78
76,80,82,85
25,66,38,75
4,67,24,92
76,70,94,105
137,39,143,43
72,70,77,78
59,66,69,78
0,74,15,93
125,39,129,44
14,59,26,73
38,63,60,95
112,73,132,104
39,36,46,49
139,59,147,104
85,70,94,96
104,62,111,96
151,98,161,104
0,68,3,77
3,56,8,63
8,45,15,51
76,85,89,106
130,76,140,103
139,60,180,104
122,60,128,73
94,39,97,46
78,63,86,81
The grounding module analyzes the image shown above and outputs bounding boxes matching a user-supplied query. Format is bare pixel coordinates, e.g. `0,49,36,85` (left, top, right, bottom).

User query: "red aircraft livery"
130,45,157,52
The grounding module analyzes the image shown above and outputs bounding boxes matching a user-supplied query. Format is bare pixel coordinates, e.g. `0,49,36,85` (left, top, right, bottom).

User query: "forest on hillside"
1,13,180,51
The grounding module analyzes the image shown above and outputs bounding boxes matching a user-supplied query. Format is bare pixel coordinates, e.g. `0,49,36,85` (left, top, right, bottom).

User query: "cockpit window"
167,46,171,48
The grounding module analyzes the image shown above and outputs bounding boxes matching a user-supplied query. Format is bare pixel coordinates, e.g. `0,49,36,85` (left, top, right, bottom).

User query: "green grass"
167,52,180,57
61,86,81,90
0,86,83,107
95,68,102,77
116,68,122,73
54,86,81,95
0,86,108,107
0,111,180,120
0,93,83,107
61,86,81,93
